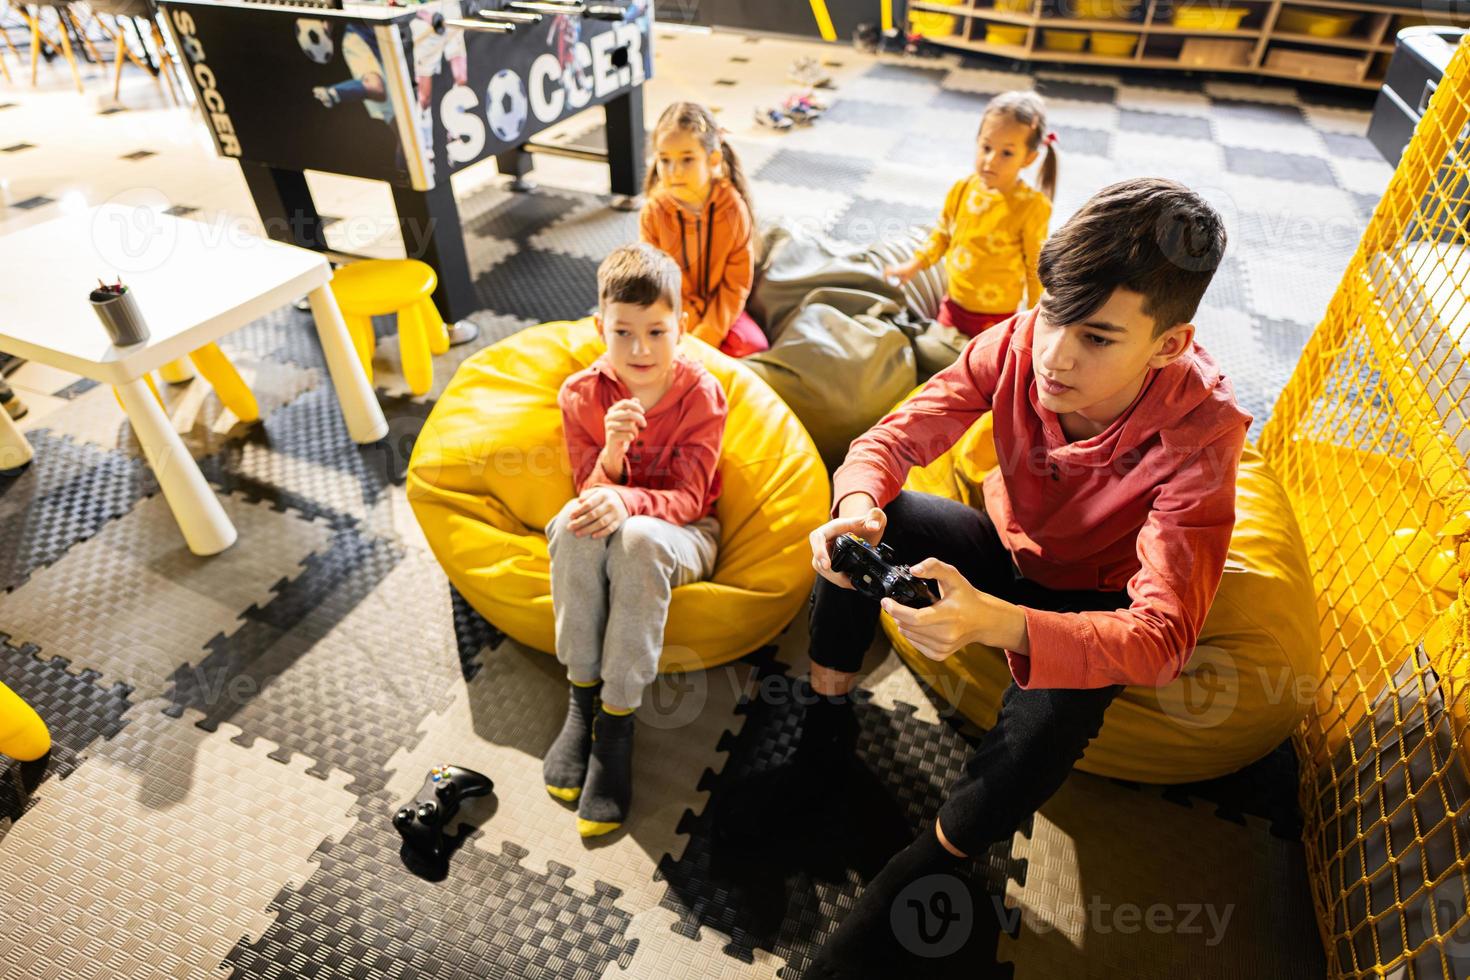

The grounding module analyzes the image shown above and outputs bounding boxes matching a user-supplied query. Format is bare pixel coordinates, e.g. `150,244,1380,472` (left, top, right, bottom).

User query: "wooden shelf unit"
907,0,1470,89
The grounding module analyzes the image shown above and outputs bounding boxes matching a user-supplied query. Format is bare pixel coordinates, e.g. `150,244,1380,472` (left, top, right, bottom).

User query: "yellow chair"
0,680,51,762
888,413,1323,784
329,259,450,397
406,318,830,670
112,344,259,423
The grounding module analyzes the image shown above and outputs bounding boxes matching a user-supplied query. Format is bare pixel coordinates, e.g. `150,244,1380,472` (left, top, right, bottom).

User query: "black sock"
543,681,600,801
795,685,858,769
806,823,968,978
578,708,634,836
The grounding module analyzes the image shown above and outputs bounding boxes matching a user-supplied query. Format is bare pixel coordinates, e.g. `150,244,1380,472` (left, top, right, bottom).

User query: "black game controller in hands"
393,764,494,859
830,533,938,608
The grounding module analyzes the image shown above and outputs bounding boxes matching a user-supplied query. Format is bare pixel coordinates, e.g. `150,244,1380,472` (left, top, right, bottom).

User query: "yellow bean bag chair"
406,318,830,670
888,413,1322,783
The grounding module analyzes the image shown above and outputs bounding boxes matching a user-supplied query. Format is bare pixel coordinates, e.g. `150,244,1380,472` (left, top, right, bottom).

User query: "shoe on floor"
789,55,833,88
445,320,480,346
755,106,794,131
0,353,23,377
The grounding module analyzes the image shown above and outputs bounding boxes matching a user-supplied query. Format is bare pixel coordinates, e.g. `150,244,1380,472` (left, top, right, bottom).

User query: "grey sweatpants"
546,501,720,710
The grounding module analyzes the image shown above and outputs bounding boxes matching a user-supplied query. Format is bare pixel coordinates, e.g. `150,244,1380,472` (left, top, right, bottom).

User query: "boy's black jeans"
810,490,1131,857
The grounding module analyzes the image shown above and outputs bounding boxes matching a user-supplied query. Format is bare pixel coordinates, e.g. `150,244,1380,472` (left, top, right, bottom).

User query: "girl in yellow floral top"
885,91,1058,337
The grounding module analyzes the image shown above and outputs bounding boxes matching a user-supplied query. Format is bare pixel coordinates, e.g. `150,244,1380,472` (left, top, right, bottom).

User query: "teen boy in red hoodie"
737,178,1251,976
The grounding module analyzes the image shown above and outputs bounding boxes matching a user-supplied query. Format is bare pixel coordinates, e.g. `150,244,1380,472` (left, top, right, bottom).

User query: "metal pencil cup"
91,288,150,346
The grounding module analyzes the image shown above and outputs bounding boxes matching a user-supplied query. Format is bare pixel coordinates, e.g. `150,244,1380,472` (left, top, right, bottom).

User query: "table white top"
0,205,331,384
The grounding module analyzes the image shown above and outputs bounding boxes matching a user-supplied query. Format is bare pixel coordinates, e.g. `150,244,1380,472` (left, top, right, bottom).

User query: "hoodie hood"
1010,309,1252,470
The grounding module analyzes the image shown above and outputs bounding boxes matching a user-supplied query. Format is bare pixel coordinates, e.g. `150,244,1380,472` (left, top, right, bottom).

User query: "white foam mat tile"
1327,154,1395,197
1114,83,1215,117
996,773,1318,980
608,907,789,979
0,703,358,980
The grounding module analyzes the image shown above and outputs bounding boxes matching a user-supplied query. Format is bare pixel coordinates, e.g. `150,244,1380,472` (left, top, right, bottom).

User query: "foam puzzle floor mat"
0,41,1376,979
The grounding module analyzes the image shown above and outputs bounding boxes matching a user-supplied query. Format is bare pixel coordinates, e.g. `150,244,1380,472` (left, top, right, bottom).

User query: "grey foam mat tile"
0,429,157,593
0,492,332,699
658,653,1024,975
164,537,462,797
224,826,637,980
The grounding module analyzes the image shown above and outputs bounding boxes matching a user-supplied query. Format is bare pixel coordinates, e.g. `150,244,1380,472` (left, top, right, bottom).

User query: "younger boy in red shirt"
732,178,1250,975
545,243,726,839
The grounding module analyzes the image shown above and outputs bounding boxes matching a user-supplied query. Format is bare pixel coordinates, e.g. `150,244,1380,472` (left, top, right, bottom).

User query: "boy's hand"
603,398,646,461
881,558,1028,660
810,505,886,590
883,260,918,287
569,486,630,539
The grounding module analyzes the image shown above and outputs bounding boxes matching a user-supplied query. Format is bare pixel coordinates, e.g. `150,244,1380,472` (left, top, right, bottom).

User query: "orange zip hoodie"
832,309,1252,691
639,178,754,348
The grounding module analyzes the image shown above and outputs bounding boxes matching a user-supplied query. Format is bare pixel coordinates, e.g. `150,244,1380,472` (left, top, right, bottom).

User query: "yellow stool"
328,259,450,397
0,680,51,762
112,344,260,423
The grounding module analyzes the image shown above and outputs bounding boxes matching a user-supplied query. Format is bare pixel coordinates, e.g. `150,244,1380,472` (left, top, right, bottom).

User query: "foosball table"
157,0,653,320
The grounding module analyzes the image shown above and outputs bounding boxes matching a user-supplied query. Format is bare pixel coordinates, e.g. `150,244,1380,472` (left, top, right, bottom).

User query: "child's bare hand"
884,261,917,287
603,398,645,459
809,507,887,589
569,487,630,539
879,558,989,660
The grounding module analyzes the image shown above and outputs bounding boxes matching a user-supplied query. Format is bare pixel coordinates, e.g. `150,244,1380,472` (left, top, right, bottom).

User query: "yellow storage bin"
986,23,1029,45
1042,28,1088,51
1071,0,1139,19
1173,5,1250,30
1089,30,1137,55
993,0,1033,12
407,318,830,670
890,413,1322,784
909,0,963,37
1275,7,1359,37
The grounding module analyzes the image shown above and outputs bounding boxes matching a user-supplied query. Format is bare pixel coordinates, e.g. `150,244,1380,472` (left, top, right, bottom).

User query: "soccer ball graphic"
487,69,528,143
295,19,335,64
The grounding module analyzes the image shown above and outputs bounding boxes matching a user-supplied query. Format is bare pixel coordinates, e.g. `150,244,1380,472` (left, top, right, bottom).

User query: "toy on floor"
392,764,494,859
788,55,832,88
830,534,937,608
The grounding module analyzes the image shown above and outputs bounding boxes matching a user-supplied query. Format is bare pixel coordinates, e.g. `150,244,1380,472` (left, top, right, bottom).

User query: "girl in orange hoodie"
639,102,769,358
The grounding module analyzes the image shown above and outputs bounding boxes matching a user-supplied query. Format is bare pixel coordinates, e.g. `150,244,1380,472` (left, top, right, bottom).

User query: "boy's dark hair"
1037,178,1226,336
597,243,682,316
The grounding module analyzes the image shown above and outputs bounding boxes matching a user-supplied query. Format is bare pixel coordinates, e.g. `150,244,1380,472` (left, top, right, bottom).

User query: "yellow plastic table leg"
0,680,51,762
423,300,450,356
159,358,195,384
344,313,376,383
397,303,434,396
189,343,260,423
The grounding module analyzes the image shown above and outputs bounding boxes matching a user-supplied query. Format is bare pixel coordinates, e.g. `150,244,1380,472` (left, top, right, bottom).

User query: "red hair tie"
1043,131,1059,147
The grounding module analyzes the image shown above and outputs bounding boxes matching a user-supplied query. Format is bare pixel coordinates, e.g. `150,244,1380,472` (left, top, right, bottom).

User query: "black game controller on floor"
830,533,938,608
393,764,494,859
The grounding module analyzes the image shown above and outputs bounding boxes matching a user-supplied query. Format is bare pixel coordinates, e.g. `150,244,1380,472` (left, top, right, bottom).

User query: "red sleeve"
558,381,617,492
829,320,1011,516
609,380,726,525
1006,424,1247,689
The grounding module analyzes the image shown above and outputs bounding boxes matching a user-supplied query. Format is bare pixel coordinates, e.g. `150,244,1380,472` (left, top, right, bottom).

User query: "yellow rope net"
1257,38,1470,977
